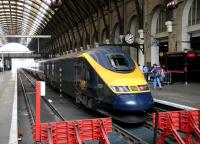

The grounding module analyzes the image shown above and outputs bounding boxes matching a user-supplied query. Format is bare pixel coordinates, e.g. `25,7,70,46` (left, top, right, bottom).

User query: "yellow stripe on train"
81,53,150,94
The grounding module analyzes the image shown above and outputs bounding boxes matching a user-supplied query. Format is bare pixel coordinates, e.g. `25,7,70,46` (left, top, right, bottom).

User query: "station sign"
186,52,197,58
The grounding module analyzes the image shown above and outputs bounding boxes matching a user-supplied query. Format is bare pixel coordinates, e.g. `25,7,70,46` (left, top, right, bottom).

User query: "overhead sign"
186,52,197,58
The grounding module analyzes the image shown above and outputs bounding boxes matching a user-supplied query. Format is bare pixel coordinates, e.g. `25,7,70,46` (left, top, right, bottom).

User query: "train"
26,46,154,122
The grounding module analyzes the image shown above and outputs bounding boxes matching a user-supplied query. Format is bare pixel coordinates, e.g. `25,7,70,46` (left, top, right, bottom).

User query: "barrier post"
35,81,41,141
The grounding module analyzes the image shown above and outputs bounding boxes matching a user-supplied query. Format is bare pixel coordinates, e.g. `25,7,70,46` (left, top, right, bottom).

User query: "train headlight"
130,86,138,91
138,85,149,91
112,86,130,92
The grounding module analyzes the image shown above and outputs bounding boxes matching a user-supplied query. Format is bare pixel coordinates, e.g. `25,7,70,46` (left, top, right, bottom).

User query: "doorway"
159,41,168,66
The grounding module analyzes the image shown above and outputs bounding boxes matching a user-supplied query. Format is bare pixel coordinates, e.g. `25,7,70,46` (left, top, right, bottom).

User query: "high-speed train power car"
29,46,154,114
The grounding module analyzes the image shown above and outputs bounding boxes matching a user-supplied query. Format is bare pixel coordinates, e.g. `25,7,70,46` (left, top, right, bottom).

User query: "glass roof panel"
0,0,55,45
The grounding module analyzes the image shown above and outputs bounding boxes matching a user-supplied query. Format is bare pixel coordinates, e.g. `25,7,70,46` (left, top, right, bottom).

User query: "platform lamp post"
184,50,188,85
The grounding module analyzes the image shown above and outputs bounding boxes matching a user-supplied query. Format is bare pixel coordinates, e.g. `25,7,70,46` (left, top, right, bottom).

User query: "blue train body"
26,46,154,114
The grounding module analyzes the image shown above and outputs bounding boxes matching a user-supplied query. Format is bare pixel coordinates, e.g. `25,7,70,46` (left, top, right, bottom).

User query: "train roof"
37,46,123,63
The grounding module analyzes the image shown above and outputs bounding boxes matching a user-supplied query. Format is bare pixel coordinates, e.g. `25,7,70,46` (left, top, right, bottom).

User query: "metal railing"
146,71,172,85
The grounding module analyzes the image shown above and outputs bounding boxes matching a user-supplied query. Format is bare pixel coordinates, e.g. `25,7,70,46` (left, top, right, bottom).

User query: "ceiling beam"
0,35,51,38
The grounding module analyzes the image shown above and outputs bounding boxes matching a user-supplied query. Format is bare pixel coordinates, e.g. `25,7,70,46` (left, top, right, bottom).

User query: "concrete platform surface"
0,71,17,144
151,83,200,109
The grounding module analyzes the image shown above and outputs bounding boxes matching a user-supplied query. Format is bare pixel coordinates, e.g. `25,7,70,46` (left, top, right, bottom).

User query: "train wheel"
75,94,81,104
87,98,97,110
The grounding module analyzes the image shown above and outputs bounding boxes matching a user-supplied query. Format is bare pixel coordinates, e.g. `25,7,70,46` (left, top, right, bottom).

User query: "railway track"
18,70,64,124
18,70,35,125
19,68,185,144
19,69,151,143
22,70,65,120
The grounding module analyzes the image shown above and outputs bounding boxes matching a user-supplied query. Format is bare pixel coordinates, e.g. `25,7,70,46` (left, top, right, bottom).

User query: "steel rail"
113,123,148,144
21,68,184,144
23,68,151,144
20,69,65,121
18,70,35,125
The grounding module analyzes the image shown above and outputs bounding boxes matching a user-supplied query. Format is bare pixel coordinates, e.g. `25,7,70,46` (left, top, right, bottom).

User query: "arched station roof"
0,0,55,44
0,0,107,51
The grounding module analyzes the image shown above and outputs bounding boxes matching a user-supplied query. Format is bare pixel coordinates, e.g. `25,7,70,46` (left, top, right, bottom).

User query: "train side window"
52,64,54,75
47,64,49,74
86,68,91,81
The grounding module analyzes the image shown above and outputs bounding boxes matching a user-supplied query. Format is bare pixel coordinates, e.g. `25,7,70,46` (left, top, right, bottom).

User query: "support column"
151,44,159,65
37,38,40,54
139,46,145,66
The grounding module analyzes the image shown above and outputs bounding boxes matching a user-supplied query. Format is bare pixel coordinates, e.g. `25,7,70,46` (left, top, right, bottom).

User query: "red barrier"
35,81,41,141
33,81,112,144
153,110,200,144
33,118,112,144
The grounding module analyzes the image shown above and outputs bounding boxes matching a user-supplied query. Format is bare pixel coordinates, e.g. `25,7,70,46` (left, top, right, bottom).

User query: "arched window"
156,9,167,33
188,0,200,25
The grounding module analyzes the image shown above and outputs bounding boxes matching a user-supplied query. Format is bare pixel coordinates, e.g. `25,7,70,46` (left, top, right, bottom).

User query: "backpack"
156,69,162,77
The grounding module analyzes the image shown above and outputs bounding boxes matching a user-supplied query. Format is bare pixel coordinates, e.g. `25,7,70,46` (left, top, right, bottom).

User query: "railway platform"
151,82,200,110
0,71,17,144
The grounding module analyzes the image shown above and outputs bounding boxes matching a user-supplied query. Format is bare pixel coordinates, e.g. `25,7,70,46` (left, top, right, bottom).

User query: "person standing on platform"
0,59,2,72
151,64,162,89
143,65,149,80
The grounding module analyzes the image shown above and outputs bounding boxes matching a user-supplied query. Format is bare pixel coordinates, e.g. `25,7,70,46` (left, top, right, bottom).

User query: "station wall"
45,0,200,67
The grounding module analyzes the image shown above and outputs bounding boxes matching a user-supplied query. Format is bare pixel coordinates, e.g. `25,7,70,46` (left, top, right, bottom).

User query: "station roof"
0,0,55,45
0,0,106,51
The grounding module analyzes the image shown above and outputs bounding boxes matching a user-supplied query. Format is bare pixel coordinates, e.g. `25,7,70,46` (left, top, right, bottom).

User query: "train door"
4,58,11,71
74,59,85,103
74,59,96,109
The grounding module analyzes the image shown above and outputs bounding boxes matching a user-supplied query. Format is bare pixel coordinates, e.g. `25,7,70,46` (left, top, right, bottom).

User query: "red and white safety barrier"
153,110,200,144
33,81,112,144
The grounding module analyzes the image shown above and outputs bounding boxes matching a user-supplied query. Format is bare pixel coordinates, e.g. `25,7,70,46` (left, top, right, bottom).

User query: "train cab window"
108,55,129,68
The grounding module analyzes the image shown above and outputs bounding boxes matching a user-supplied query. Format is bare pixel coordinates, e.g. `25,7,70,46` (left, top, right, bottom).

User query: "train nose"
113,93,154,111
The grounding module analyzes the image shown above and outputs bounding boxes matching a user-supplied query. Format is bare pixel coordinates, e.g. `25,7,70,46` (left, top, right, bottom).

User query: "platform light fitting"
166,0,183,10
87,45,90,50
94,42,99,48
50,0,62,9
165,21,173,32
138,29,144,39
119,35,124,43
105,39,110,44
166,0,178,10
